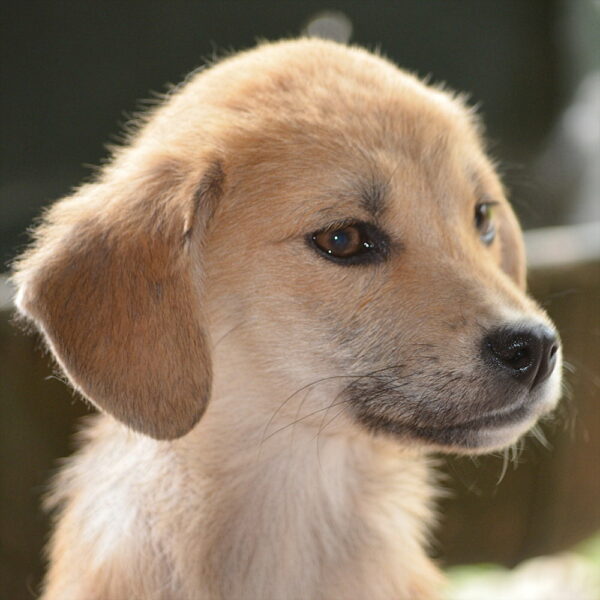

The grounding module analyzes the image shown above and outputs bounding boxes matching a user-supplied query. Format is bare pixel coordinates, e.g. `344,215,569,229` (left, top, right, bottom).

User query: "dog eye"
308,222,387,265
475,203,496,245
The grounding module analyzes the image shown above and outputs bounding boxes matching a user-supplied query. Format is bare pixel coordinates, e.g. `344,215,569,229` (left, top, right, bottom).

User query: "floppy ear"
13,154,223,440
497,204,527,290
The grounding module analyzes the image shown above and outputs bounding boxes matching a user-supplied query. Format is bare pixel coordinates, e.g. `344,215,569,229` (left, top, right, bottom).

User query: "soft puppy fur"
14,39,562,599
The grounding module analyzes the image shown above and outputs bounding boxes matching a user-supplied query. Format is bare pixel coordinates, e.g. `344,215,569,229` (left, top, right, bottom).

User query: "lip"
352,371,561,450
355,398,540,449
424,402,532,433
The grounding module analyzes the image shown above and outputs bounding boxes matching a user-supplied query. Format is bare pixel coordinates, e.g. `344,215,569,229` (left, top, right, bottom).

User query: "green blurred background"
1,2,599,599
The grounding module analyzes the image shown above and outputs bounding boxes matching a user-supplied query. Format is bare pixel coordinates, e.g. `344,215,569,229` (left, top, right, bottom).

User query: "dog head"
14,39,561,451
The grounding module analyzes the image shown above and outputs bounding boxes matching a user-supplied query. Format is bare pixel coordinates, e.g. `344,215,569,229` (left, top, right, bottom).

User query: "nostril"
488,338,535,372
532,335,560,389
482,325,559,389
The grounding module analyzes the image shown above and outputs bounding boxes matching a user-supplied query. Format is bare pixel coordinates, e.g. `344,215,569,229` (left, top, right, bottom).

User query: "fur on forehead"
134,38,484,169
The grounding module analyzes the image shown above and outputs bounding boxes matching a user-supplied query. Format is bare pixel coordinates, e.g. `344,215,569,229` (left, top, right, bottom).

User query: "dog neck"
45,388,443,599
172,376,444,600
49,335,443,600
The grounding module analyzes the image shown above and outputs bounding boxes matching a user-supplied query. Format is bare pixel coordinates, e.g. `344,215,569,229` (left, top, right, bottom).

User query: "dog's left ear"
13,153,223,440
497,204,527,290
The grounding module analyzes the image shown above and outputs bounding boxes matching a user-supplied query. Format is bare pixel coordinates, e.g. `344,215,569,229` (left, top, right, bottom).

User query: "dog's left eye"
475,203,496,245
308,222,388,265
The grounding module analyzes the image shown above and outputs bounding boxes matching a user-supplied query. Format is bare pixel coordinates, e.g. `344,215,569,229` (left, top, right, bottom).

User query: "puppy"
14,38,562,600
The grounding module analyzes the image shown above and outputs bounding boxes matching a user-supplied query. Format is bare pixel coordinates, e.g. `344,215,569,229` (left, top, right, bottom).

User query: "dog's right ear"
13,153,223,440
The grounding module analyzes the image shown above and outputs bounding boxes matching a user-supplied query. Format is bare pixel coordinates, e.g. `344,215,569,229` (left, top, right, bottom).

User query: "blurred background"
1,1,598,598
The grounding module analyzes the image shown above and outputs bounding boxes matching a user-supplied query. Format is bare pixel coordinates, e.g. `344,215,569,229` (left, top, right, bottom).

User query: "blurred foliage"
446,531,600,599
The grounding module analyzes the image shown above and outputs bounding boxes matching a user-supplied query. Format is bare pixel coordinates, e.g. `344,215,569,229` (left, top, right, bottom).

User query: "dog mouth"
404,404,535,449
343,345,561,452
351,389,554,451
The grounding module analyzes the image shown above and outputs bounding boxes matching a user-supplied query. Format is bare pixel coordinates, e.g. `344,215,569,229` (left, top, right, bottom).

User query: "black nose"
482,325,559,389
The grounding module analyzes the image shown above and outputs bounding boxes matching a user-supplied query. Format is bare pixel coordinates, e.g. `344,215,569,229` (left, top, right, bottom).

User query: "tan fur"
13,39,561,599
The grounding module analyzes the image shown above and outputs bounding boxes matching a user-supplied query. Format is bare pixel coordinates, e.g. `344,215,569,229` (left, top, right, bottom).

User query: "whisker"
259,374,351,448
318,405,349,439
316,404,349,473
262,399,352,444
259,365,408,450
564,357,600,388
290,384,319,446
511,438,525,465
315,387,351,470
212,320,249,349
497,448,510,484
530,425,551,450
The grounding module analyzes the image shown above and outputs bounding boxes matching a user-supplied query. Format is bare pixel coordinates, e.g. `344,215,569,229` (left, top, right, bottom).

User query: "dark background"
2,0,585,268
1,2,599,599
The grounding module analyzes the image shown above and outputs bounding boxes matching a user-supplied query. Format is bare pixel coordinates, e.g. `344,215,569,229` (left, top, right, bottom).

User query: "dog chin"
357,379,562,454
444,417,541,454
447,386,562,453
410,416,540,454
383,413,543,455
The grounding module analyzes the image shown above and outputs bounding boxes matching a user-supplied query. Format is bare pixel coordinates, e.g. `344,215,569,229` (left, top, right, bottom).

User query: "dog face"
14,39,561,452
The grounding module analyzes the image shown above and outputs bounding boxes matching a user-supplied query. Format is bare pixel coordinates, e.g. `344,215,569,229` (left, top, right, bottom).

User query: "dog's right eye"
308,221,389,265
475,202,497,245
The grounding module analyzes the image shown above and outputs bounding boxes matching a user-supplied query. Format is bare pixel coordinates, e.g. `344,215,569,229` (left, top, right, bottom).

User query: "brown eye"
308,221,389,265
313,225,367,257
475,203,496,245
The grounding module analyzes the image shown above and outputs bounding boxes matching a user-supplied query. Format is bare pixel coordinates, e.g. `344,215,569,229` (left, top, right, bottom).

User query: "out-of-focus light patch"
563,73,600,155
447,551,600,600
304,11,353,44
535,72,600,225
525,222,600,269
0,274,15,311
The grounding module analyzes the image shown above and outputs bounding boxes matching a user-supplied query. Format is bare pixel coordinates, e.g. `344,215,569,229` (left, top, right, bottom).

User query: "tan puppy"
14,39,562,599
